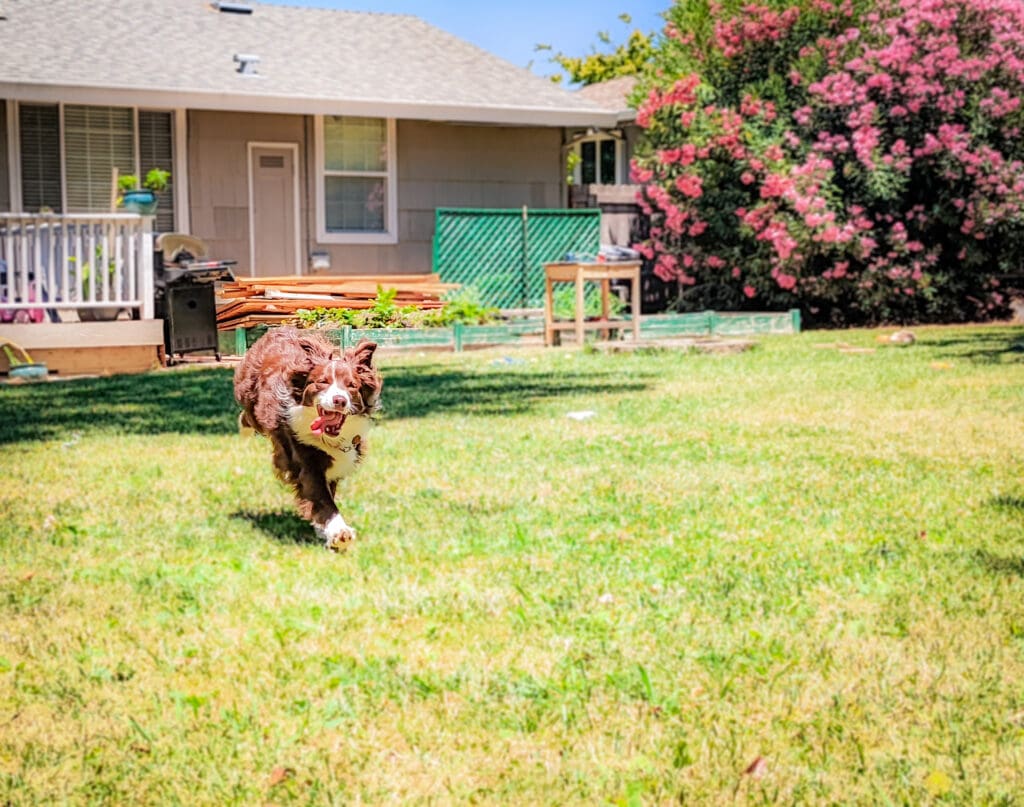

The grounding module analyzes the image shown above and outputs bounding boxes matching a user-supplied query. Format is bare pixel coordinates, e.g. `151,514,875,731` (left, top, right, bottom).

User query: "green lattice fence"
433,207,601,309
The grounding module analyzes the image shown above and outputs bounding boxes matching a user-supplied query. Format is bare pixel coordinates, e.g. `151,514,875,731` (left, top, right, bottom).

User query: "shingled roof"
575,76,639,124
0,0,614,127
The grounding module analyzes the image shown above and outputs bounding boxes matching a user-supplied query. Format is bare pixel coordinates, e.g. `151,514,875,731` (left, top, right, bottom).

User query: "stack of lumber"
216,273,459,329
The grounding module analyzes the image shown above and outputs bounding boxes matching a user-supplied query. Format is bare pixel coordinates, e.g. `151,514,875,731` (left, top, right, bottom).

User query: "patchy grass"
1,324,1023,804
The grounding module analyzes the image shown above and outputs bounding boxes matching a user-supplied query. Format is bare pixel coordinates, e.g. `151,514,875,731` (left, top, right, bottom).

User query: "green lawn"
1,325,1023,804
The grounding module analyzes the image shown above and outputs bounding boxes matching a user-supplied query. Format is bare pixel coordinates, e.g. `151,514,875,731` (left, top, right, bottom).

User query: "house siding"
188,110,307,273
187,111,564,275
384,120,562,273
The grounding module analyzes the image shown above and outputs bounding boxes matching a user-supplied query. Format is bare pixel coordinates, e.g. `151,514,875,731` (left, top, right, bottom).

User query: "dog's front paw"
317,514,356,552
324,526,355,552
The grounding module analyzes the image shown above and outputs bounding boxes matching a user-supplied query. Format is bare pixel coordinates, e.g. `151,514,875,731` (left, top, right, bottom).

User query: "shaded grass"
1,324,1024,804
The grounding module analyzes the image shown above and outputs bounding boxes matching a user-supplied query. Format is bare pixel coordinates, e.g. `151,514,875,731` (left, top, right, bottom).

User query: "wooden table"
543,261,641,347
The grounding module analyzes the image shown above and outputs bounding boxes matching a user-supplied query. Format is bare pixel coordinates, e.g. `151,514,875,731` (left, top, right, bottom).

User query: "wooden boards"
216,273,459,330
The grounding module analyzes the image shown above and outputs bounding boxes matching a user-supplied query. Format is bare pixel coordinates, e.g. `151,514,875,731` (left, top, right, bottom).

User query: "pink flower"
631,165,654,184
675,174,704,198
760,173,793,198
744,285,757,298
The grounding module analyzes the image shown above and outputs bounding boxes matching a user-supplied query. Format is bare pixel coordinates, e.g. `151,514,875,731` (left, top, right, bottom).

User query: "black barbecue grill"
154,234,235,362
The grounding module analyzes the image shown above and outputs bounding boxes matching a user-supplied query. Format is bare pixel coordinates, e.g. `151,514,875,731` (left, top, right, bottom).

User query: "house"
0,0,613,373
565,76,644,247
569,76,641,186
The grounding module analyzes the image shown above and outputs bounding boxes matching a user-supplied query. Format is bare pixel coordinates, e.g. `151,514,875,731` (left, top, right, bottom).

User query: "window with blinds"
19,104,62,213
15,103,176,230
138,110,175,232
64,105,135,212
323,116,389,233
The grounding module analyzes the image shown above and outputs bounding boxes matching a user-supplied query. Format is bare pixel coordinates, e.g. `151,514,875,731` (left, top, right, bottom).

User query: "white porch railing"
0,214,155,322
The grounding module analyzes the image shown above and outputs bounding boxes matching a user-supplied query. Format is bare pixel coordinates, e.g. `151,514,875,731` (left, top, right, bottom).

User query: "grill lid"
160,260,236,286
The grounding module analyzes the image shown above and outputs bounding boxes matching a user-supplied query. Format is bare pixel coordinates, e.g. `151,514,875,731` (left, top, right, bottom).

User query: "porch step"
0,321,163,377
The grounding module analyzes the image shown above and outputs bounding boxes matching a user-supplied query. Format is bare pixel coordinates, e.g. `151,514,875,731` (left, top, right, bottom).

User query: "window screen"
580,141,597,185
323,116,389,233
138,110,175,232
600,139,617,184
19,104,62,213
64,105,134,213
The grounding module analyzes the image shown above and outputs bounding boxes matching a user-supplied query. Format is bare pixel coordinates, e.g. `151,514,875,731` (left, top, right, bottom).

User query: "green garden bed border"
222,309,800,355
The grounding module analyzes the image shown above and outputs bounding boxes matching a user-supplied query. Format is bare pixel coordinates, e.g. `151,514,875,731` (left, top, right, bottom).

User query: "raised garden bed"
220,309,800,356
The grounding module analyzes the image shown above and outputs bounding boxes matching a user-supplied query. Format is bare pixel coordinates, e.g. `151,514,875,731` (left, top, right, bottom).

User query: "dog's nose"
333,394,349,408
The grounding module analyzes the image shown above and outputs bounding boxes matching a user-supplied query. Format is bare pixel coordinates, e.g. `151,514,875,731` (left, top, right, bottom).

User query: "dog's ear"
346,339,377,369
289,369,310,399
288,352,319,399
347,340,381,408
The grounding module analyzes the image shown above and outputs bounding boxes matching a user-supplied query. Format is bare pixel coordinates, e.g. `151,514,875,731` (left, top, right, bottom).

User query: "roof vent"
233,53,261,75
217,2,253,13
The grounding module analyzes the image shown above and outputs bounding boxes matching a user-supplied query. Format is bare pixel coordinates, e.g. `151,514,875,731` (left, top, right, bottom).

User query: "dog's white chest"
289,408,374,482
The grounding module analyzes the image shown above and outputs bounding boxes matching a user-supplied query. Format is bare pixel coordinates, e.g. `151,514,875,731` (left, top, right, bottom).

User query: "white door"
250,145,299,277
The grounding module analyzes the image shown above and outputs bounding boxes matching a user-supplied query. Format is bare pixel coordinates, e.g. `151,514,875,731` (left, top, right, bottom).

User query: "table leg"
544,276,554,347
601,278,611,340
575,267,586,347
631,269,641,342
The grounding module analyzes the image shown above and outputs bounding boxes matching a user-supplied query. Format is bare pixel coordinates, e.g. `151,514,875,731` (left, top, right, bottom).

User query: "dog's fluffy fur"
233,327,382,550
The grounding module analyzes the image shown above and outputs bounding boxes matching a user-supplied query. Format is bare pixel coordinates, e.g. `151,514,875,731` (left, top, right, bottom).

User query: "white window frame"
573,133,625,186
11,101,180,226
314,114,397,245
5,100,22,212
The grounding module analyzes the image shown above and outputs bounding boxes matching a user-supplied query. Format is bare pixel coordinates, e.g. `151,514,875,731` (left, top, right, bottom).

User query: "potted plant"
69,247,123,321
118,168,170,215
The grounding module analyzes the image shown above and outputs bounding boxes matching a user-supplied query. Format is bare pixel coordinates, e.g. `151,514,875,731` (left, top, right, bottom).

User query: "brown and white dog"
233,327,382,550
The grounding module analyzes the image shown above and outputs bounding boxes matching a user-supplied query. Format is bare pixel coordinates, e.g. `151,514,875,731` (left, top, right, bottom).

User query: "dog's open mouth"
310,405,346,437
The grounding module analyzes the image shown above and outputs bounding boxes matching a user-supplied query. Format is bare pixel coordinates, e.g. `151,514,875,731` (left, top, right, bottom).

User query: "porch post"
139,217,155,320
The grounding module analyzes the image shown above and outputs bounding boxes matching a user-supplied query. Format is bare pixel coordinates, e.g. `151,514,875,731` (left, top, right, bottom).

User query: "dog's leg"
318,480,354,550
294,471,355,551
238,410,256,437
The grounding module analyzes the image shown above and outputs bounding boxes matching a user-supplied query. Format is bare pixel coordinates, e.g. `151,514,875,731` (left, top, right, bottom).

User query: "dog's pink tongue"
311,411,345,436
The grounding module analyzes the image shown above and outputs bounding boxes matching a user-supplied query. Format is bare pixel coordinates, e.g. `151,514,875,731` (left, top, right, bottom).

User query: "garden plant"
633,0,1024,325
294,287,499,331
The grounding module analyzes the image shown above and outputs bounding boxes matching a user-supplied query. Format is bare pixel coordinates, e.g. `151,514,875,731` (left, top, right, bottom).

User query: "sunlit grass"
1,324,1023,803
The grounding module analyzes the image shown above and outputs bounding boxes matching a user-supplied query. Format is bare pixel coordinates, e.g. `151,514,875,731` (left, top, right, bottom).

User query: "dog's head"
297,340,381,436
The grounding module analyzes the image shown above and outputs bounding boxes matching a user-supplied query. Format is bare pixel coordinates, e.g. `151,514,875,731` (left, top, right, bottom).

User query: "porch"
0,213,163,376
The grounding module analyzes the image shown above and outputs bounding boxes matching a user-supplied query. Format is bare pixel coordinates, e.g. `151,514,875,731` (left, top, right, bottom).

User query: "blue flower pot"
10,362,48,381
121,189,158,215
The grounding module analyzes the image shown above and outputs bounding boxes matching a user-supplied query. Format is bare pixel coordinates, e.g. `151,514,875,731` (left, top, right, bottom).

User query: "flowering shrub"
633,0,1024,324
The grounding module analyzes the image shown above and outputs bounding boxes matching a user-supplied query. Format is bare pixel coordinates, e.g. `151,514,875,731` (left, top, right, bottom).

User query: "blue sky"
276,1,669,81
